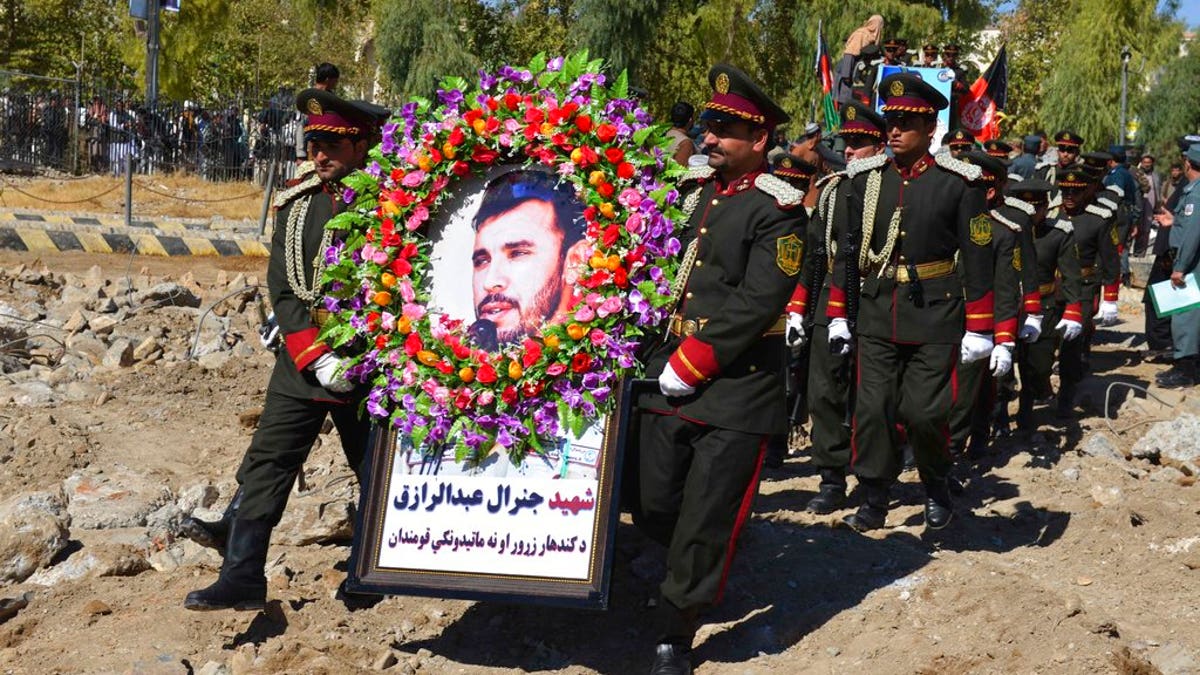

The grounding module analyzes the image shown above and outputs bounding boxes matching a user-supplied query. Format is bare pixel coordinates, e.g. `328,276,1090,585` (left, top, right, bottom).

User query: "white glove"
827,318,852,356
658,362,696,397
785,313,807,352
989,343,1013,377
1019,314,1043,343
311,353,354,393
1056,318,1083,341
960,331,994,364
1097,301,1119,326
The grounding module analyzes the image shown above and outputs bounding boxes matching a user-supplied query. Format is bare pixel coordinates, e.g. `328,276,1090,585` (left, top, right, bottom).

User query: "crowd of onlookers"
0,86,307,185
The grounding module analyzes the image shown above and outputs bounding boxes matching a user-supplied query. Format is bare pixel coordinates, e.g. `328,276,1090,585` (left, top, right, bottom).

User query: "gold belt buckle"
682,319,699,337
884,265,896,280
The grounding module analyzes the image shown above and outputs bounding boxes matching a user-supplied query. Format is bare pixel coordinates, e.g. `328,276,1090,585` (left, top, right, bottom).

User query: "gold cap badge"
306,98,323,115
889,80,904,97
846,106,856,121
782,157,793,168
715,72,730,94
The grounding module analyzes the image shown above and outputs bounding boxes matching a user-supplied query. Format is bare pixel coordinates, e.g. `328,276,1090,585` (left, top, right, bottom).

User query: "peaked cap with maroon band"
700,63,790,130
982,139,1013,159
771,153,817,182
296,88,389,143
1053,130,1084,148
839,100,885,139
879,73,948,115
943,128,977,149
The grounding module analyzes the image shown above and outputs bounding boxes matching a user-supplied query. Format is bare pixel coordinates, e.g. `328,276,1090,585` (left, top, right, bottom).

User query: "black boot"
1055,382,1076,419
842,478,889,532
178,486,243,552
806,468,848,514
650,598,695,675
184,518,271,611
1016,388,1035,435
924,479,954,530
1156,357,1198,388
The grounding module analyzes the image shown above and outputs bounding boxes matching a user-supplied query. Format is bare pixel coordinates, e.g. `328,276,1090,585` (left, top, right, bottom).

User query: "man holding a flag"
958,45,1007,141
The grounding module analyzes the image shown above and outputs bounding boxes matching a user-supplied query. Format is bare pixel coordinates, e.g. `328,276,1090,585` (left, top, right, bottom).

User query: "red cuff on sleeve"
668,336,719,387
994,317,1018,345
964,291,995,333
825,284,847,319
786,283,808,314
1102,282,1119,302
285,327,329,371
1022,292,1042,315
1062,302,1083,323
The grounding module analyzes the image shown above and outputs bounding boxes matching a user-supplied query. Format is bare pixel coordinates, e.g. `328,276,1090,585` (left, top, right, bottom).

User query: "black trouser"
806,324,851,471
949,357,993,451
234,389,371,525
1144,253,1175,351
851,336,956,485
634,412,765,613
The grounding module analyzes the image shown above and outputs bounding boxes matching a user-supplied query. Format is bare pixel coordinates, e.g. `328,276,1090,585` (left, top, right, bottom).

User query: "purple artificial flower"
367,388,388,418
366,160,382,178
323,295,341,313
547,56,565,72
437,88,464,109
478,68,498,91
342,187,356,204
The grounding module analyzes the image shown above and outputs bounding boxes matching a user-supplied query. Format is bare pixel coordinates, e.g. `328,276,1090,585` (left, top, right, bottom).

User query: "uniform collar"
895,154,933,180
715,166,765,195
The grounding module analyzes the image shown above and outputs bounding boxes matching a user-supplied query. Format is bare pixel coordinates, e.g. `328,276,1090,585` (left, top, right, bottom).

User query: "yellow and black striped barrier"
0,211,268,257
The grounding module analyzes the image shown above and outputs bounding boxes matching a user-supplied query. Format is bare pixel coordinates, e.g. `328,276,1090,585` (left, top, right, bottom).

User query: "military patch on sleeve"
1012,246,1022,272
776,234,803,276
1110,225,1119,246
969,214,993,246
1185,203,1194,217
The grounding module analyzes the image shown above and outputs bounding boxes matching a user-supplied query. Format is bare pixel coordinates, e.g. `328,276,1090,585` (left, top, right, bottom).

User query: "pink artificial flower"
546,363,567,376
371,248,390,265
406,205,430,231
504,118,521,133
596,296,623,318
402,170,426,188
380,312,396,332
585,292,604,307
476,389,495,406
432,386,451,406
398,278,416,303
618,188,642,209
401,361,418,386
574,305,596,322
625,212,645,235
588,328,607,346
402,303,426,320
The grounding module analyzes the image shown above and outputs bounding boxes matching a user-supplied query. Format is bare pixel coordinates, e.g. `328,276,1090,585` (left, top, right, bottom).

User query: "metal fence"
0,71,304,187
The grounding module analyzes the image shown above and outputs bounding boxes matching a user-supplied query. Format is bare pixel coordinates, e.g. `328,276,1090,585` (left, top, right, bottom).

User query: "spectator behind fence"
295,62,340,164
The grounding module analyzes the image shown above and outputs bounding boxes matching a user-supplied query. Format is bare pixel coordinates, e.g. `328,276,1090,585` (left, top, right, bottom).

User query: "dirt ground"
0,175,263,221
0,249,1197,675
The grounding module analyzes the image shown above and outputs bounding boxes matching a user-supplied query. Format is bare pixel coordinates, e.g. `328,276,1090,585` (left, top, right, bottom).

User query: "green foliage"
1137,46,1200,162
998,0,1060,137
1039,0,1182,149
373,0,491,101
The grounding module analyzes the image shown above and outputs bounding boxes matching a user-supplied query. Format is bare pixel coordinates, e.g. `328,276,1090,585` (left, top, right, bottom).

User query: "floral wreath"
321,53,686,468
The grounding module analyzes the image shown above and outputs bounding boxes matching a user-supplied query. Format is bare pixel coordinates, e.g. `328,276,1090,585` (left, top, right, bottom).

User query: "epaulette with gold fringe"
990,208,1023,232
1004,196,1035,215
754,173,804,209
273,172,321,211
680,164,716,185
935,152,983,181
845,153,889,178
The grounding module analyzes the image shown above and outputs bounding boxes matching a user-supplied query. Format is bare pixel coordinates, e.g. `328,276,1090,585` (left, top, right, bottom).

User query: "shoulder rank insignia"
845,153,890,177
1096,196,1118,210
1053,218,1074,234
1107,184,1125,199
681,164,716,184
755,173,804,208
1085,203,1113,219
935,152,983,181
272,171,321,210
1004,195,1035,216
990,209,1022,232
1012,245,1022,271
776,233,804,276
1110,224,1120,246
969,213,993,246
815,171,846,190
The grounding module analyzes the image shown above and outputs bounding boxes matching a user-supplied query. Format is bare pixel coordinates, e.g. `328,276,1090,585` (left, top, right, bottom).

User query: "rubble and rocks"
0,489,71,583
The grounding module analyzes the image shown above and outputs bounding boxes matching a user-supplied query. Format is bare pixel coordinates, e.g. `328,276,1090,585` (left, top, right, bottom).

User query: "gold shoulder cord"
285,192,333,305
666,186,705,312
820,176,843,267
859,169,903,277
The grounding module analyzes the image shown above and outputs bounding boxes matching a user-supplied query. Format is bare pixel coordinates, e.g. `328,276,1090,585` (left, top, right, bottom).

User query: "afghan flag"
815,20,839,132
959,44,1008,142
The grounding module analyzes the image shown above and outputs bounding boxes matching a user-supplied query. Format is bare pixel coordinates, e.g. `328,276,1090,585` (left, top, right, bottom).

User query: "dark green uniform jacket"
267,174,356,401
990,197,1042,342
828,152,994,343
641,165,807,436
1031,217,1084,323
1067,202,1121,311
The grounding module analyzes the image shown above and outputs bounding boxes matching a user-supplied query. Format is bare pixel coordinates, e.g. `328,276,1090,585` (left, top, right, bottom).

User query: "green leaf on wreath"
612,69,629,101
528,53,547,77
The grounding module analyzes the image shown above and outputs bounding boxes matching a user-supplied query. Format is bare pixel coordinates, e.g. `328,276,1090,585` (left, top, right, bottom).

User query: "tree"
1137,45,1200,163
1039,0,1182,149
571,0,669,78
373,0,486,101
997,0,1061,137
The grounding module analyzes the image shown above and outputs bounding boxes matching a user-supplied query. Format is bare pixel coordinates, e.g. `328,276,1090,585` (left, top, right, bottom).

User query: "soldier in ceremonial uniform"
1034,130,1083,185
1013,179,1084,430
941,44,969,128
919,43,940,67
1082,151,1128,325
827,74,993,532
942,129,977,158
786,100,886,513
948,152,1040,458
183,89,388,611
882,38,904,67
1055,168,1119,415
983,140,1013,161
633,64,806,675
